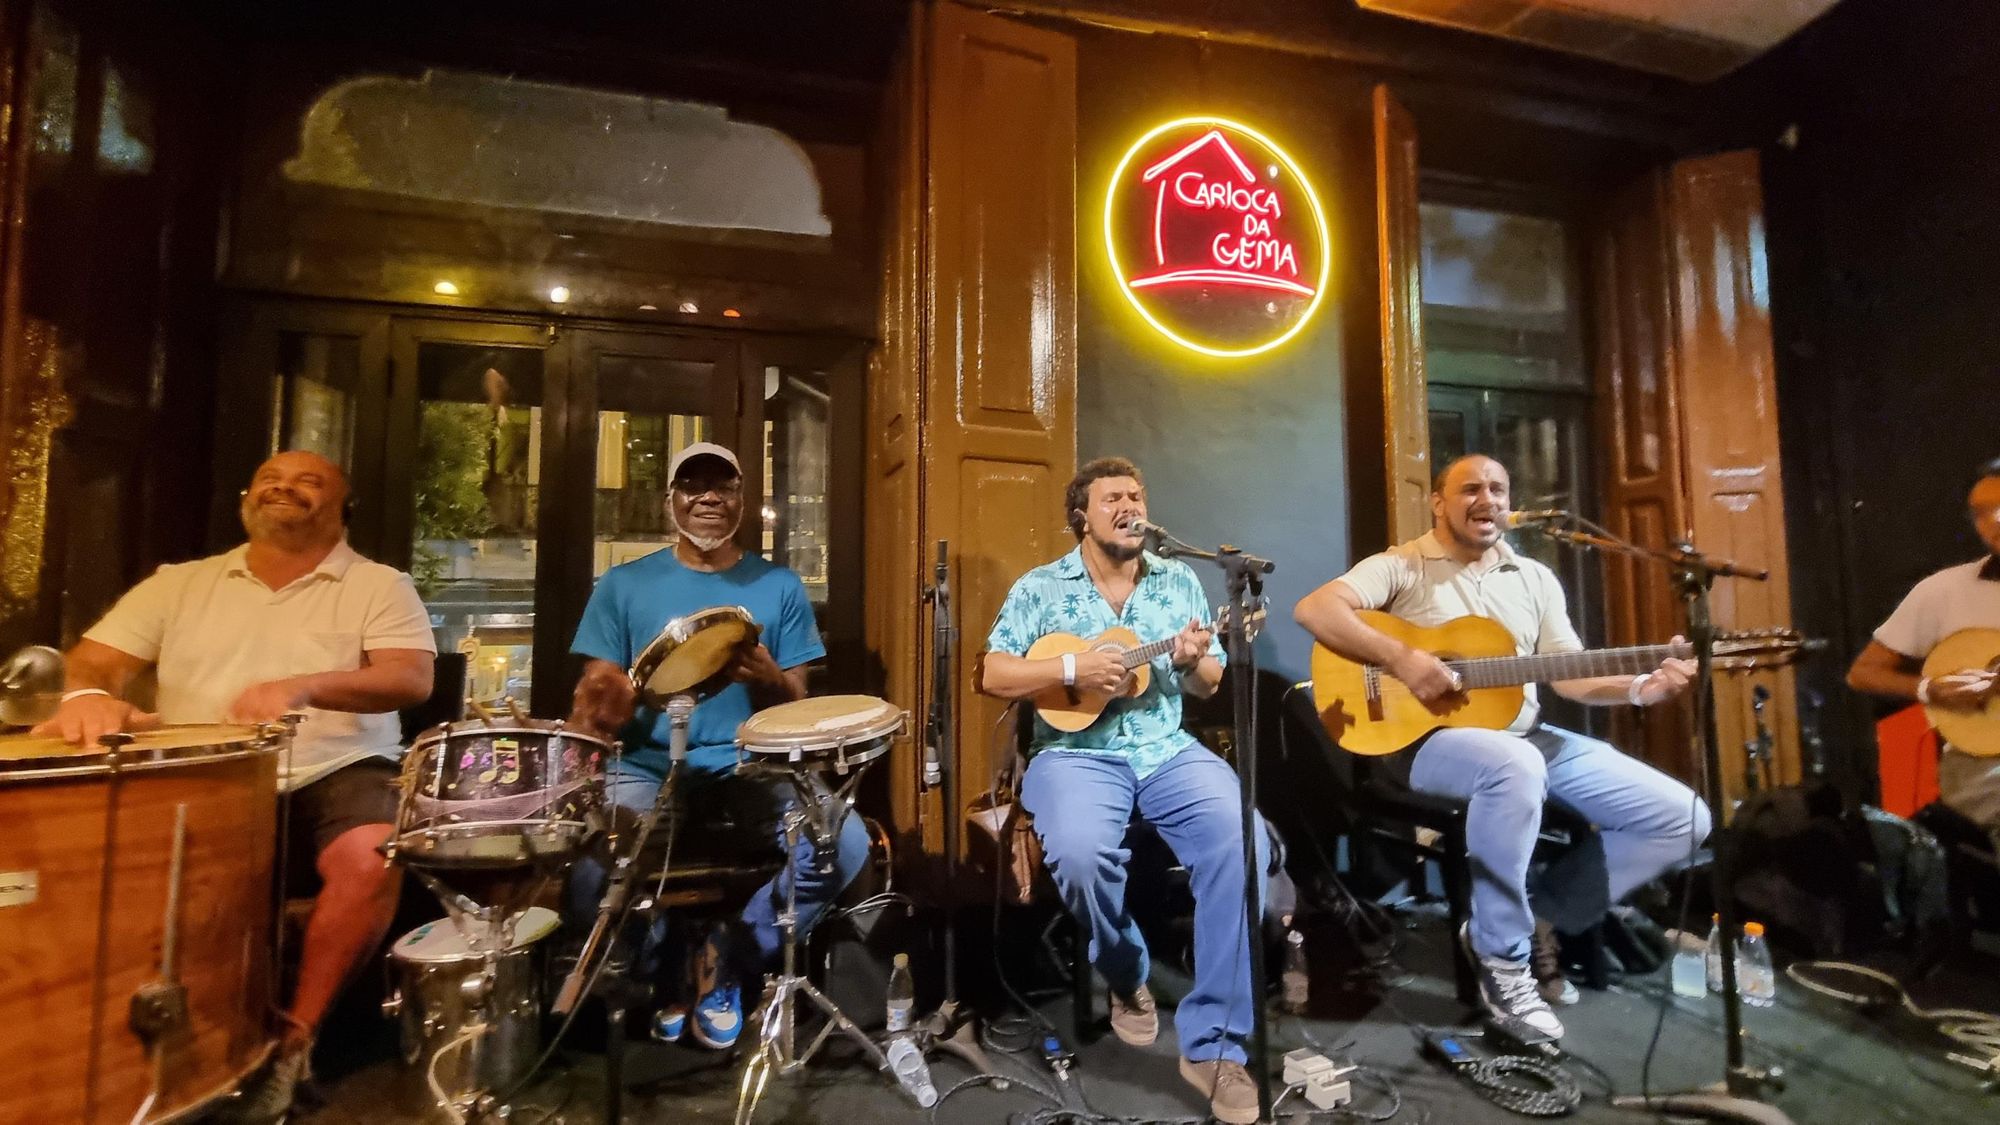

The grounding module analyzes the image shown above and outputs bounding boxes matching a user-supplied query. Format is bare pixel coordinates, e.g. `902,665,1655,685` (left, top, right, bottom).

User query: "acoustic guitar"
1028,606,1264,733
1922,627,2000,757
1309,610,1805,756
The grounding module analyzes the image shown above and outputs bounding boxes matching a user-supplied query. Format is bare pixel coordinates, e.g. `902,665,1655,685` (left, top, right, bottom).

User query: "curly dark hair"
1065,456,1144,540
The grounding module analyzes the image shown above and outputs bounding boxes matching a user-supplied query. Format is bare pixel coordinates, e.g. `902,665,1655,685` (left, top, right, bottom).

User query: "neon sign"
1105,117,1331,358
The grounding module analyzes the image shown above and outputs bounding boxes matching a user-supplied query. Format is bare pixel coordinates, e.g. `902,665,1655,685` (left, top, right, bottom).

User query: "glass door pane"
590,350,728,576
762,364,831,604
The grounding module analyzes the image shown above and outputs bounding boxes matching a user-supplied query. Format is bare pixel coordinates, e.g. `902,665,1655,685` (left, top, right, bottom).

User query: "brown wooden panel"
921,2,1076,863
1667,150,1797,801
1591,170,1692,780
1374,85,1431,544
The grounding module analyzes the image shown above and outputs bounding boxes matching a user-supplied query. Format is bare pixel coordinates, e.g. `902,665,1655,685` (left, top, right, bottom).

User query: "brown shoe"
1179,1056,1259,1125
1108,984,1158,1047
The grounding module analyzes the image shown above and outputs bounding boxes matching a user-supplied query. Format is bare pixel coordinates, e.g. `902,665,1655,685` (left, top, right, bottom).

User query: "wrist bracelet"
62,688,112,703
1060,652,1077,687
1916,677,1932,705
1627,673,1653,707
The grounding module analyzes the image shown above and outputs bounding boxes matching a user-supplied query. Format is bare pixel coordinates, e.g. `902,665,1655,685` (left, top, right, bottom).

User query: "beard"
1090,530,1143,563
673,509,741,552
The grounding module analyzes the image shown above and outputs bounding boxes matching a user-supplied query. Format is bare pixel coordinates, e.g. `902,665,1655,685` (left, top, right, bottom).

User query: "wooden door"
869,1,1077,865
1375,86,1431,547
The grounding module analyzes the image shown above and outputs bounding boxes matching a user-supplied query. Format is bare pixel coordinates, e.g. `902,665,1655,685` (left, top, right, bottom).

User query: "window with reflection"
763,365,831,603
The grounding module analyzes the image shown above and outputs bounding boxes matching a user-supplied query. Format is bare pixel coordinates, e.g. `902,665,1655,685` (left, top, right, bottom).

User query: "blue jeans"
1410,724,1713,964
1021,745,1272,1065
565,760,871,977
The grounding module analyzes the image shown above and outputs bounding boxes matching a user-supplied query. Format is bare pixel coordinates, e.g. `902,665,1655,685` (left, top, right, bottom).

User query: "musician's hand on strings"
568,660,636,737
32,692,156,747
1388,648,1464,715
728,643,786,690
228,677,313,724
1637,641,1699,705
1170,618,1214,670
1926,670,1998,711
1073,649,1128,695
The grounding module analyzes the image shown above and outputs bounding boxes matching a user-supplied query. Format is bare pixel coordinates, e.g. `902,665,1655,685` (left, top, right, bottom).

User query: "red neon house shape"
1126,129,1316,298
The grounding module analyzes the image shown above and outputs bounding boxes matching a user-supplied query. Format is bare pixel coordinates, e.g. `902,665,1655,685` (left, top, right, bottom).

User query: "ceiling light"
722,308,742,318
677,301,699,314
548,285,570,304
638,303,658,312
432,280,460,296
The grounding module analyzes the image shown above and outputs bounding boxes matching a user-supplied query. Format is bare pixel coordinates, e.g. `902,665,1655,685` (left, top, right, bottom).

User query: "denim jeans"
565,760,871,981
1410,724,1713,963
1020,745,1272,1065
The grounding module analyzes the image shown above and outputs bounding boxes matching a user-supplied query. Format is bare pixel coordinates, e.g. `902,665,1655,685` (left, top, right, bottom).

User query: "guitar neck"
1122,636,1178,669
1439,645,1676,689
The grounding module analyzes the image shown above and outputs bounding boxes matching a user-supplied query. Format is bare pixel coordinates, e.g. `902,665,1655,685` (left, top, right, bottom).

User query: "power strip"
1281,1048,1355,1110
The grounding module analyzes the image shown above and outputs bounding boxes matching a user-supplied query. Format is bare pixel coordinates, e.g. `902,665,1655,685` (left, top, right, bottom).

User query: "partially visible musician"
33,451,436,1122
564,441,866,1051
1294,453,1705,1040
1847,457,2000,847
978,456,1266,1125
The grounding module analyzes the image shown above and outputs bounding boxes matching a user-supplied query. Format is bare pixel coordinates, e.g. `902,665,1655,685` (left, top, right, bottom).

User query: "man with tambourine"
565,442,869,1049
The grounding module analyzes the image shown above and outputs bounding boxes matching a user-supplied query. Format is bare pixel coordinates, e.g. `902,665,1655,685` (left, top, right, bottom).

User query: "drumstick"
504,696,529,723
468,699,499,726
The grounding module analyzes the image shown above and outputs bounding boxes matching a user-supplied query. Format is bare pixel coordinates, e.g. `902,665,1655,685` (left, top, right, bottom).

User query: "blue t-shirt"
571,550,825,778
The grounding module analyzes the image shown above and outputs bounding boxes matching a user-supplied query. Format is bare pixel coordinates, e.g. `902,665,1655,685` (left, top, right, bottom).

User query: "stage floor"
298,908,1997,1124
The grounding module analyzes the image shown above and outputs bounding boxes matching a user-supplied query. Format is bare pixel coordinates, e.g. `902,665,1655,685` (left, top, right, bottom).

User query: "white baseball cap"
668,441,741,482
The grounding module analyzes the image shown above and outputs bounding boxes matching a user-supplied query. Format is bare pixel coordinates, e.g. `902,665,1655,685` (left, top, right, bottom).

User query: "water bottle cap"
893,953,909,967
1744,921,1765,937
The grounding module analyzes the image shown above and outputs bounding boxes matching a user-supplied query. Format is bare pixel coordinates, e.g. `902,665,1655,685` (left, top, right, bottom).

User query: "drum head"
737,695,905,753
630,605,760,708
392,906,561,962
0,723,276,767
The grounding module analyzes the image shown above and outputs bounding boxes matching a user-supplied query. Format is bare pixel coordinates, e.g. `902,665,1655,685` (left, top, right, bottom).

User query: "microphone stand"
1147,525,1276,1122
917,539,991,1072
1527,520,1795,1125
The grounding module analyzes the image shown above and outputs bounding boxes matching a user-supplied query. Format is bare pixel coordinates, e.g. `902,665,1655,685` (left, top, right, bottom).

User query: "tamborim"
630,605,760,708
735,695,905,775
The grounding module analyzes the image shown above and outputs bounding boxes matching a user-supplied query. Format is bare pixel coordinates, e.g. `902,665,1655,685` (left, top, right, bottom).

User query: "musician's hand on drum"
32,692,155,747
1634,643,1700,705
1387,648,1464,714
568,661,636,737
1170,618,1214,670
1073,649,1128,695
227,677,313,724
1928,670,1999,711
728,643,786,690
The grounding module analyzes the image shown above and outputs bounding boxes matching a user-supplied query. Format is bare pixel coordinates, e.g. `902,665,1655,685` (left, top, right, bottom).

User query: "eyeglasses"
673,479,743,498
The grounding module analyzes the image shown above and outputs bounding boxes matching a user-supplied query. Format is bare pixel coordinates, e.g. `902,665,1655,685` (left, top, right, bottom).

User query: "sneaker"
1459,923,1565,1040
1178,1056,1259,1125
1108,984,1159,1047
690,984,743,1049
651,1004,687,1043
1531,920,1580,1006
220,1038,312,1124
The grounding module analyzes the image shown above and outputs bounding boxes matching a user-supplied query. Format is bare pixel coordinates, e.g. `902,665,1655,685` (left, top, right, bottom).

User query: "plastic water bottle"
1281,929,1310,1015
1704,914,1724,993
1669,928,1707,999
886,952,915,1033
1737,922,1776,1008
884,1035,939,1107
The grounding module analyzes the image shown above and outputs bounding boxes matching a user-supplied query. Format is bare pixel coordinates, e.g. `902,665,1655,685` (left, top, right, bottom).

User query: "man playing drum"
566,441,867,1050
35,450,437,1122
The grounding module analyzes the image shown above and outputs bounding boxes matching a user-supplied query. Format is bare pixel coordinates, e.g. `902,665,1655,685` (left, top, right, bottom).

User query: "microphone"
1503,510,1570,528
1129,518,1164,540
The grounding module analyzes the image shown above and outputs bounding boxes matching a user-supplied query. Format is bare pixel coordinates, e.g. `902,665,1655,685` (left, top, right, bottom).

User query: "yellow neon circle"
1104,116,1332,359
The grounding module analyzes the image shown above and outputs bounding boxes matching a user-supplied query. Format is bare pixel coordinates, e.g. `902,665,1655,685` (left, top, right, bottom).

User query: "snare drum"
0,724,286,1124
395,720,610,868
735,695,906,775
384,906,559,1117
630,605,760,707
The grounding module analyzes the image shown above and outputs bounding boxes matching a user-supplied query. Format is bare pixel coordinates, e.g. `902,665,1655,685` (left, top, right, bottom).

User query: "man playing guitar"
1294,453,1705,1040
1847,457,2000,847
978,457,1267,1125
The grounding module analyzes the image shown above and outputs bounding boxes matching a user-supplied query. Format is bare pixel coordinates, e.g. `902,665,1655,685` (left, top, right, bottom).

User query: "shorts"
283,757,400,893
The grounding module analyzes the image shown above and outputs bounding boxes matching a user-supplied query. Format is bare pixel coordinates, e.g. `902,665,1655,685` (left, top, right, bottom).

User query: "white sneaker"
1460,924,1565,1040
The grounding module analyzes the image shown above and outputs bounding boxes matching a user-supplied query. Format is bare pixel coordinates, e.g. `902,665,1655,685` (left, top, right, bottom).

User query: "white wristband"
1916,677,1932,705
61,687,112,703
1060,652,1077,687
1627,673,1653,707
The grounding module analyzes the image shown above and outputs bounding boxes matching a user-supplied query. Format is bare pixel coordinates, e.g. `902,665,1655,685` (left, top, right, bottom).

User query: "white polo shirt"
1874,556,2000,826
1334,530,1584,733
84,540,436,791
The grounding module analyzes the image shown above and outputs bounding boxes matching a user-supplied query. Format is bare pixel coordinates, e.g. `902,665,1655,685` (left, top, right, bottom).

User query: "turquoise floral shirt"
984,546,1225,779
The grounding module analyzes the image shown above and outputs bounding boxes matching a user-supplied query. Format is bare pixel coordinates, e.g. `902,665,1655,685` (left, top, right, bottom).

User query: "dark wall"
1713,0,2000,788
1071,31,1375,682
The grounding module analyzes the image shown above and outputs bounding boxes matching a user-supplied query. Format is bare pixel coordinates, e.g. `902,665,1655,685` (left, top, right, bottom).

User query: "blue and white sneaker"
690,984,743,1049
650,1004,687,1043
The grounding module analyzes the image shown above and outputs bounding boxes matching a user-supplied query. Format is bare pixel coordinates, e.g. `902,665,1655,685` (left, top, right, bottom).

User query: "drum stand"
736,764,891,1125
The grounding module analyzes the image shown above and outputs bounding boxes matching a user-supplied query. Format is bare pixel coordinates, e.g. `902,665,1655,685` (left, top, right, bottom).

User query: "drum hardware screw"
460,969,496,1006
129,980,189,1041
382,990,404,1018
